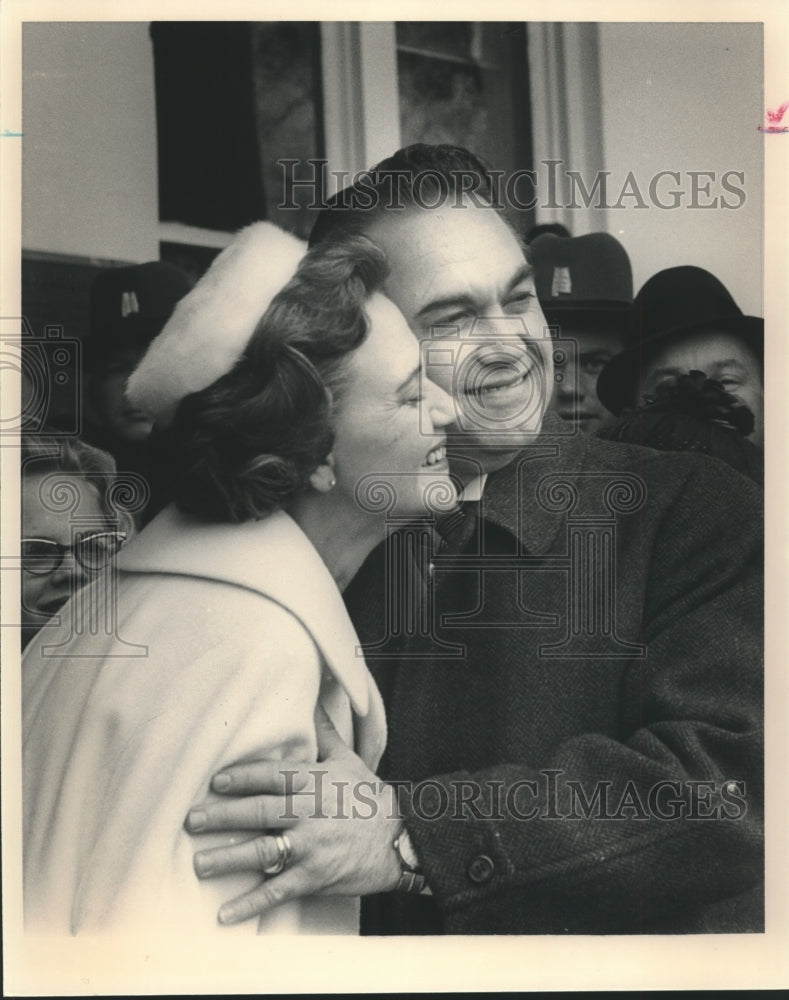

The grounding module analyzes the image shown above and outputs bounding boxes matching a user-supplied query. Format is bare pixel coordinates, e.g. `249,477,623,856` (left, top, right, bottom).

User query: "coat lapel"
482,412,594,554
118,506,372,716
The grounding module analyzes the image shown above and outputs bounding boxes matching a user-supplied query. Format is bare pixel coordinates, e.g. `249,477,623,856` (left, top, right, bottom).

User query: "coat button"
467,854,495,883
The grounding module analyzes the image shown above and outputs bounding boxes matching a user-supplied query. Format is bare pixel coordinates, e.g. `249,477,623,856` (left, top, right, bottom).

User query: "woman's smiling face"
330,292,457,518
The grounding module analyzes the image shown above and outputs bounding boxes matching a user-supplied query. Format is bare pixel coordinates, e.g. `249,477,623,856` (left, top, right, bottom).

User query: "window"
151,21,534,274
151,21,324,278
396,22,534,230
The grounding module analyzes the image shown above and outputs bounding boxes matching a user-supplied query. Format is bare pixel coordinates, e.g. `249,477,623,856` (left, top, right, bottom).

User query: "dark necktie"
434,500,480,555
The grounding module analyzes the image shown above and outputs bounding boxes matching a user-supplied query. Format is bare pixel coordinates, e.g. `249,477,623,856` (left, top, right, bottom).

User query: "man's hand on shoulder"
184,705,402,925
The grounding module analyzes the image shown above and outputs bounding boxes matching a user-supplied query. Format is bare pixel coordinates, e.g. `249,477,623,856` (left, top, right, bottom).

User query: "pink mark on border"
758,101,789,133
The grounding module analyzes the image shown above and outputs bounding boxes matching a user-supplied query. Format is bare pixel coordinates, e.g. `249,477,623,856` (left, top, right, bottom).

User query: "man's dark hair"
309,143,502,248
525,222,572,244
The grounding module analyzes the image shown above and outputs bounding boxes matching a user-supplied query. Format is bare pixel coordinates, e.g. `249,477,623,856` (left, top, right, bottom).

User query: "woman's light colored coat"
23,506,386,936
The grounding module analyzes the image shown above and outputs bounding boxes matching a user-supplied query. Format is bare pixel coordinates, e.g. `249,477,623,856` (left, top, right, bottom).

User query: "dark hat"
529,232,634,322
596,265,763,417
88,261,193,369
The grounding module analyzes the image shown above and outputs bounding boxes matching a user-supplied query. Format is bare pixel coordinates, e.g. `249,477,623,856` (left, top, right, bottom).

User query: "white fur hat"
126,222,307,427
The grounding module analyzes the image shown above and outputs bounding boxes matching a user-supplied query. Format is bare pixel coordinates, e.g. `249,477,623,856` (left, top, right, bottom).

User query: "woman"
21,434,133,649
22,225,455,936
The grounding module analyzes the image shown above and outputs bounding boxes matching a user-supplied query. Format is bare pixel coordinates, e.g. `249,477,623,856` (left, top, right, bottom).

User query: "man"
184,145,763,934
85,261,193,521
597,265,764,448
529,232,634,435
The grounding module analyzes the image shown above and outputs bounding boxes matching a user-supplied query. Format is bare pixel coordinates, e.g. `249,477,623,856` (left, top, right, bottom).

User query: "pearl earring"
329,476,336,489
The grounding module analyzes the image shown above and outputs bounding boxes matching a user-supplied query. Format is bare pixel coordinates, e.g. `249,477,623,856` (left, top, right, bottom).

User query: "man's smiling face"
366,199,554,475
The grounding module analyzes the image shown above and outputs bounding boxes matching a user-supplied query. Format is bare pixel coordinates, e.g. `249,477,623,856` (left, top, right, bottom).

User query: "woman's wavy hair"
158,234,388,522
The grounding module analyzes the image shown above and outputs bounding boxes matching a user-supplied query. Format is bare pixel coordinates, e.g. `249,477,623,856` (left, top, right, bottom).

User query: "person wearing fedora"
597,266,764,449
598,371,764,486
529,232,634,436
84,261,194,522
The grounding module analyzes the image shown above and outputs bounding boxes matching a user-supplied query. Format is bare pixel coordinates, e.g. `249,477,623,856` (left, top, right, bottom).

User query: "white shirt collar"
459,473,488,502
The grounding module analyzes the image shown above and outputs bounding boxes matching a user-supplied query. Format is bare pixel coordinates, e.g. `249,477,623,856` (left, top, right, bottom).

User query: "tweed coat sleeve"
391,453,763,933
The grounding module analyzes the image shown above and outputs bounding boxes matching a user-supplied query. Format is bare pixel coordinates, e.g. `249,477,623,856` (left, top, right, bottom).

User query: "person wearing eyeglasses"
21,435,132,649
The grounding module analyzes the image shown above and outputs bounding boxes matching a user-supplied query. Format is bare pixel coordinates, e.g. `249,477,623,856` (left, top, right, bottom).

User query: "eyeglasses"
21,532,127,576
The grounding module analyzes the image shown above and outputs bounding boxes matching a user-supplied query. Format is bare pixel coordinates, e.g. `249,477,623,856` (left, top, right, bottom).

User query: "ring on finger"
262,832,293,876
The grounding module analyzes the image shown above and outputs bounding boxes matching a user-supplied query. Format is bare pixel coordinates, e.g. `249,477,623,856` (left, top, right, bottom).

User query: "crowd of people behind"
22,196,764,648
19,143,764,938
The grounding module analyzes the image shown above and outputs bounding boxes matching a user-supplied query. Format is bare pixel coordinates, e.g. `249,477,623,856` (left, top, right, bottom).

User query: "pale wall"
596,21,763,316
22,22,159,262
19,20,765,320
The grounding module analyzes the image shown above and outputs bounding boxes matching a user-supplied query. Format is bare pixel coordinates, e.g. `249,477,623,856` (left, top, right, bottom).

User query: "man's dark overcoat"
346,416,763,934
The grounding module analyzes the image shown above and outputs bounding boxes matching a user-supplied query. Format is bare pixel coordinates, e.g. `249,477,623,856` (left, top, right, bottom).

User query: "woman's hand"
185,705,403,925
